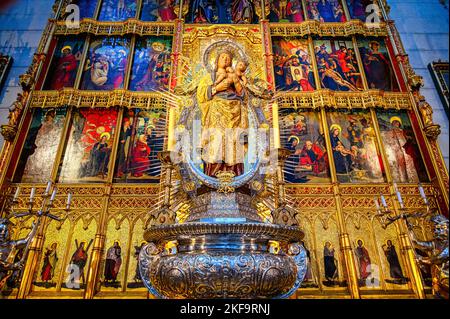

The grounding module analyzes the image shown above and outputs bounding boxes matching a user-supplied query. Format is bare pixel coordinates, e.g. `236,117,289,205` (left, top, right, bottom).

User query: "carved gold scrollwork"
54,19,175,36
269,20,388,37
29,89,168,109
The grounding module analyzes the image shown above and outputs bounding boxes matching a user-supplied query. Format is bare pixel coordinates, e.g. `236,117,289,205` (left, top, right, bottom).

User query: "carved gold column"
16,229,45,299
320,108,361,299
370,109,426,299
83,190,110,299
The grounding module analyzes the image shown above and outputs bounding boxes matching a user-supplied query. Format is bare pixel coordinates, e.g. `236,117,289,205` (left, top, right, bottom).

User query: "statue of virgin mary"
196,50,249,177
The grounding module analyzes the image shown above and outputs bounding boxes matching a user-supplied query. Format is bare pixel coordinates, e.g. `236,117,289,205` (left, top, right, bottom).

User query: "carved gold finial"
216,170,236,193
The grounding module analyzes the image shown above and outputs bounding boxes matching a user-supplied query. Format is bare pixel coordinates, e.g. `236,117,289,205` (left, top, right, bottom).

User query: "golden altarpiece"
0,0,448,299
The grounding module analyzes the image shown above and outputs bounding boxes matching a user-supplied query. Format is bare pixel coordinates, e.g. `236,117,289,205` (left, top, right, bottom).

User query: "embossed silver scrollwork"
138,242,166,299
277,243,308,299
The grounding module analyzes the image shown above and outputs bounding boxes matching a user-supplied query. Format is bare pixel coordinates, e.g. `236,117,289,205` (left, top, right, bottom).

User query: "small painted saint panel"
186,0,259,24
327,110,385,183
114,109,165,183
14,108,67,183
358,39,399,91
280,108,330,183
322,241,344,286
140,0,178,21
354,239,374,286
314,39,363,91
345,0,377,22
58,108,118,183
71,0,98,19
267,0,305,23
381,239,408,284
376,110,428,183
44,37,85,90
80,37,131,90
129,37,172,91
272,37,316,91
98,0,137,21
64,238,94,290
306,0,347,22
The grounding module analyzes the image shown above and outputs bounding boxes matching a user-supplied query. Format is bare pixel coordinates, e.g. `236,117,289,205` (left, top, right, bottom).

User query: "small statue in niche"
419,100,435,127
7,93,24,127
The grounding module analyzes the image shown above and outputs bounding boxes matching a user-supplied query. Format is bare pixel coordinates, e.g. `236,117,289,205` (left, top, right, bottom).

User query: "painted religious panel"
129,37,173,92
14,108,67,183
102,219,130,290
58,108,119,183
61,220,97,291
44,37,85,90
280,108,330,183
358,38,399,91
80,37,131,90
98,0,137,21
314,38,364,91
140,0,178,21
306,0,347,22
376,110,428,183
71,0,99,19
327,110,385,183
272,37,316,91
185,0,259,24
345,0,377,22
267,0,306,22
114,109,165,183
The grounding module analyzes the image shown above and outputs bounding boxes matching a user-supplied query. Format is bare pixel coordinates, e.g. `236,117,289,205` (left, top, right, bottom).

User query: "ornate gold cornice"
29,89,412,110
183,24,262,44
52,19,388,39
53,18,175,36
276,90,412,110
269,20,388,37
29,89,168,109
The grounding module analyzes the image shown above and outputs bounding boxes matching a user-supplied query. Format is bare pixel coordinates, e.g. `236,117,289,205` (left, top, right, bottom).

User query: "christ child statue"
214,59,248,93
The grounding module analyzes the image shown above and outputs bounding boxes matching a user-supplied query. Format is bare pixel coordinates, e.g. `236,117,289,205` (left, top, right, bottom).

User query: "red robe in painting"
299,143,327,175
158,1,176,21
286,0,304,22
51,53,78,90
335,50,351,73
356,246,371,279
131,140,151,177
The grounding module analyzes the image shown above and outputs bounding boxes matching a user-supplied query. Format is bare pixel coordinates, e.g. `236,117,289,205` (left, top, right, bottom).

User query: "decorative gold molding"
28,89,413,111
269,20,388,37
276,90,412,110
29,89,168,109
54,18,175,36
183,24,262,44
